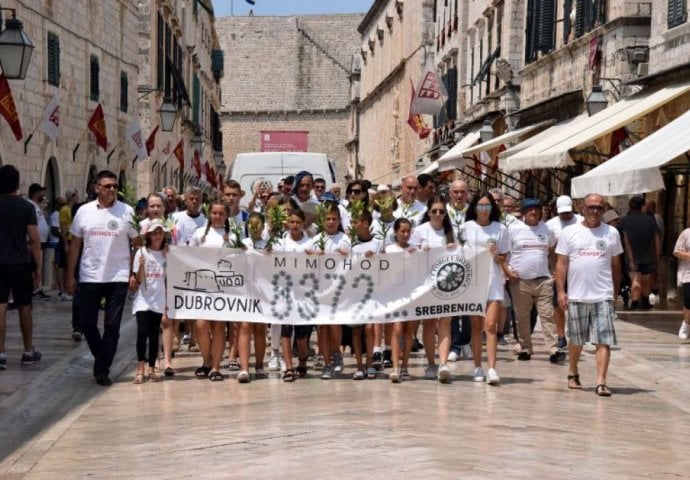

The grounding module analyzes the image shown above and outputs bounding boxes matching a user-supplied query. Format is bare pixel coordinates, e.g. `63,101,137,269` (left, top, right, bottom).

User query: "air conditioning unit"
637,62,649,77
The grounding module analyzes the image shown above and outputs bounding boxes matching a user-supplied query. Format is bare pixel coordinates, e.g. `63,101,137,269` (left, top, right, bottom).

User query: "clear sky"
213,0,375,17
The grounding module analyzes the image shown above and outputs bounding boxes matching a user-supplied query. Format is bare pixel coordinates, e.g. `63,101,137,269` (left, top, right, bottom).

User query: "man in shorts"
556,193,622,397
0,165,43,369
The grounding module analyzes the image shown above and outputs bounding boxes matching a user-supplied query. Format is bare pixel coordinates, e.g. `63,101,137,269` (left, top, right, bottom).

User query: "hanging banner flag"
173,140,184,170
407,78,431,139
88,104,108,151
146,125,159,156
218,172,225,191
126,118,148,159
209,166,217,188
0,74,23,141
193,150,202,179
162,139,171,156
411,59,448,116
39,90,60,141
167,246,490,324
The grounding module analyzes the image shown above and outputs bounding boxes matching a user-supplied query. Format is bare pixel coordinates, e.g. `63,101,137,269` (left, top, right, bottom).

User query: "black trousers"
450,316,471,352
78,282,128,377
136,310,162,367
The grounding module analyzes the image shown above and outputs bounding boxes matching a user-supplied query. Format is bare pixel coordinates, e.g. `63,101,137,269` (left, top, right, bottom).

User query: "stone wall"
649,1,690,75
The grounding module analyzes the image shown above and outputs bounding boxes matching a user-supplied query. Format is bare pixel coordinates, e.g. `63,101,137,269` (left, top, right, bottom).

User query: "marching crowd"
2,162,685,398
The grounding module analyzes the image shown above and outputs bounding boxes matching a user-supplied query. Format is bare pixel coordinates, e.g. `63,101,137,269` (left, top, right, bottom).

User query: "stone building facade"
0,0,139,207
216,14,362,184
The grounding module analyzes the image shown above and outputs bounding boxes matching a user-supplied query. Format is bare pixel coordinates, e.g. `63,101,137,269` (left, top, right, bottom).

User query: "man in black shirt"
0,165,43,370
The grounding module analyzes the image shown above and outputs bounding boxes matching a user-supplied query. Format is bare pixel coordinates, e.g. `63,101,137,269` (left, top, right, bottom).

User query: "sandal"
195,366,210,378
133,373,145,384
296,357,309,378
164,367,175,377
366,367,377,380
227,359,241,371
209,370,225,382
148,371,160,382
595,384,612,397
283,368,295,382
567,374,582,390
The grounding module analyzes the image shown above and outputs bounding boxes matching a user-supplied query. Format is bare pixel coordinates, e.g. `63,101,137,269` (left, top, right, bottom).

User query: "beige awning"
499,114,588,161
502,82,690,173
461,120,553,157
571,108,690,198
437,130,481,171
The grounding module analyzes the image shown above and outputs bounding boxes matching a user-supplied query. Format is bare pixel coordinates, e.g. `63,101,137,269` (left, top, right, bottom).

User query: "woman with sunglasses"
411,195,457,383
460,192,510,386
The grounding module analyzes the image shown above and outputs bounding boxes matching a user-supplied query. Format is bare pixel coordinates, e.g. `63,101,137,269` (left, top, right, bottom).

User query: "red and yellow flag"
407,79,430,139
193,150,202,178
173,140,184,170
0,74,22,141
87,104,107,151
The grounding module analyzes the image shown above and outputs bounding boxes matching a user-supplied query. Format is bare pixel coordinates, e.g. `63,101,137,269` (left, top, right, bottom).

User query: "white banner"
167,246,492,324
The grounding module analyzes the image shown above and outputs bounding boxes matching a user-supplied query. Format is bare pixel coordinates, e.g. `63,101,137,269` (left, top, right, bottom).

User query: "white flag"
411,58,449,116
39,91,60,141
126,118,148,159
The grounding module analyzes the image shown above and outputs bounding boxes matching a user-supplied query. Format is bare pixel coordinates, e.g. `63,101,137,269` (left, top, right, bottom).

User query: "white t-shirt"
275,234,312,253
546,214,583,243
31,199,50,243
460,220,510,295
556,222,623,303
311,231,351,253
132,248,166,314
508,221,555,279
394,199,427,226
411,222,450,249
49,210,60,243
189,226,238,248
351,236,383,255
242,237,268,250
70,200,137,283
371,218,395,248
674,228,690,285
172,211,207,246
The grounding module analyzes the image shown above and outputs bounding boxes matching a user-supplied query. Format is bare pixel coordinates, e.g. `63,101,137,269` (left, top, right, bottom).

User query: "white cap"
376,184,390,192
556,195,573,214
143,218,170,235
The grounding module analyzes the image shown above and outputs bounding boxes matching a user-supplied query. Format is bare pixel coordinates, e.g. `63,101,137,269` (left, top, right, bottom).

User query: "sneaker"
267,353,280,371
447,351,459,362
237,370,250,383
254,369,268,379
438,364,451,383
71,330,82,342
227,359,240,371
517,351,531,361
486,368,500,385
497,334,508,346
399,367,410,379
321,365,333,380
96,373,112,386
680,322,690,340
372,351,383,370
461,344,474,360
389,370,400,383
279,357,287,373
58,292,73,301
314,355,324,369
182,333,191,345
33,289,50,300
472,366,485,382
382,349,393,368
21,350,42,365
333,353,343,374
366,367,377,379
549,351,566,364
424,364,438,380
352,369,365,380
0,356,6,370
557,336,568,351
411,338,422,352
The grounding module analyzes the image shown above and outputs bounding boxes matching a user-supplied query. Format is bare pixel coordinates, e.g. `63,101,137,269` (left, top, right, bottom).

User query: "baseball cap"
320,192,337,203
376,184,390,192
28,183,46,196
522,198,542,210
556,195,573,214
143,218,170,235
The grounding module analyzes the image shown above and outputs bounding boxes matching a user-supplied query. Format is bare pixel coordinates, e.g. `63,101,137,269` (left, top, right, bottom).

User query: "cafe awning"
437,130,481,171
461,120,553,157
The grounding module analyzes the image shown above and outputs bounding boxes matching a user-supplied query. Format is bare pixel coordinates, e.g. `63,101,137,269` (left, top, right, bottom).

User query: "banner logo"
429,255,472,300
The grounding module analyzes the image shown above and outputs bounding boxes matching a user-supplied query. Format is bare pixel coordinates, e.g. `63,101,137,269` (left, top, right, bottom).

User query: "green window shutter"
575,0,585,38
90,55,99,101
120,72,128,112
563,0,572,44
536,0,556,51
47,32,60,86
157,13,164,91
668,0,688,29
525,0,539,62
192,74,200,127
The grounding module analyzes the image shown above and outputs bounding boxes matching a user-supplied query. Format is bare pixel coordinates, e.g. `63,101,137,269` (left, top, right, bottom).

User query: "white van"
228,152,337,205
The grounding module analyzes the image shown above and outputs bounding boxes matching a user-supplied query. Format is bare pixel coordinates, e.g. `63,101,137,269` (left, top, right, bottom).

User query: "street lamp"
0,9,34,80
213,150,224,170
479,120,494,143
586,85,608,116
158,98,177,132
190,131,203,152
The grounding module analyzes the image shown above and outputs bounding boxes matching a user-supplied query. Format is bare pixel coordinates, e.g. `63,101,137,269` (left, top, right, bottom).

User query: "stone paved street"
1,297,690,479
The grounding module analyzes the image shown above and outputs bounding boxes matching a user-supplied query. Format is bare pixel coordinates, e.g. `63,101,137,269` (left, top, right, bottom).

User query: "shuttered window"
90,55,99,101
47,32,60,86
563,0,573,44
575,0,606,38
192,74,200,127
525,0,539,62
157,13,164,92
668,0,688,28
120,72,128,112
536,0,556,51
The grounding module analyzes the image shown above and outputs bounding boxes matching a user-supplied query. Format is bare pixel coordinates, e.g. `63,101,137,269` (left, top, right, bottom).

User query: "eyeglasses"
476,204,492,211
98,183,118,190
586,205,605,212
350,189,362,194
430,209,446,215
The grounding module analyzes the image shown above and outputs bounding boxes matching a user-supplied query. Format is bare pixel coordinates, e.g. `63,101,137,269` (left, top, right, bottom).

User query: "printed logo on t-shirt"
486,238,497,248
107,220,119,231
595,239,607,251
538,234,548,243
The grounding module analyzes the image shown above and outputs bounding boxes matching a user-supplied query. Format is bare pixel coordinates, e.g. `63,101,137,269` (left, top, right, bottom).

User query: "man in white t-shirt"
66,170,138,387
28,183,50,298
507,198,562,363
556,193,622,397
393,175,427,225
222,180,249,225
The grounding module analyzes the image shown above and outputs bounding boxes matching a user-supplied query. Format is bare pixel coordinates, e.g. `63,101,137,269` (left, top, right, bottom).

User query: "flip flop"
195,366,210,378
595,384,612,397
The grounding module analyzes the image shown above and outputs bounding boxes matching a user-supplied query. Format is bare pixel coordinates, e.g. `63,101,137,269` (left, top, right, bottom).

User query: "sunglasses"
98,183,118,190
430,209,446,215
476,204,492,211
350,189,363,194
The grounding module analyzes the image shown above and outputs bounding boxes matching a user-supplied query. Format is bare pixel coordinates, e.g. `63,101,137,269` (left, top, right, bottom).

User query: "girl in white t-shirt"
273,209,313,382
189,201,237,382
386,218,417,383
235,212,268,383
132,220,168,384
414,195,457,383
460,192,510,386
309,201,351,379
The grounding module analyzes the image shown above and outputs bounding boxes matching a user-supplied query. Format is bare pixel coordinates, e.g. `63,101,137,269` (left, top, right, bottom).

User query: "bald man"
393,175,427,225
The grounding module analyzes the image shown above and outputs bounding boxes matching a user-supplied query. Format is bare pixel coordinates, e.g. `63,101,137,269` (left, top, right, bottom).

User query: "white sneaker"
447,351,459,362
237,370,250,383
461,344,474,360
679,321,690,340
279,357,287,373
389,370,400,383
486,368,500,385
267,353,280,371
424,364,438,380
438,364,451,383
472,366,485,382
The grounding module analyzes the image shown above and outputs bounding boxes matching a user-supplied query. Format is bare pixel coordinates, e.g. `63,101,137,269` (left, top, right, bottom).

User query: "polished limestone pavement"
1,297,690,479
